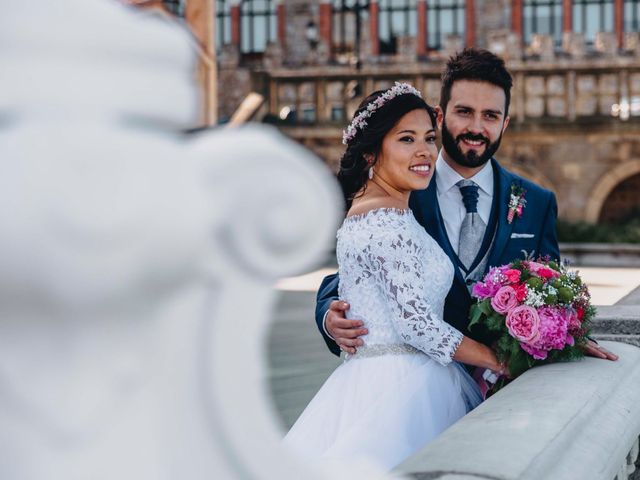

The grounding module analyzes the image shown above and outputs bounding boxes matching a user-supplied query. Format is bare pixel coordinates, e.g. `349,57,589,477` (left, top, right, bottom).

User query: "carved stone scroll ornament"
0,1,399,479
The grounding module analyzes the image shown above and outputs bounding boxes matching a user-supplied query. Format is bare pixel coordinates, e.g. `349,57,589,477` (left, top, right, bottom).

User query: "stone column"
277,1,287,49
185,0,217,126
230,3,241,48
417,0,427,56
369,0,380,56
562,0,572,35
465,0,476,47
319,0,332,48
615,0,624,48
511,0,522,39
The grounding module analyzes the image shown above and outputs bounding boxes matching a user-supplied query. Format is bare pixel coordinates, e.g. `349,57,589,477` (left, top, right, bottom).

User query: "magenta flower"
519,307,574,360
472,266,509,299
472,282,494,299
537,307,570,350
521,343,549,360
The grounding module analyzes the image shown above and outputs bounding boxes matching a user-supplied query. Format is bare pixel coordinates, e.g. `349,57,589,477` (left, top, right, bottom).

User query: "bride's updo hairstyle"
338,82,436,207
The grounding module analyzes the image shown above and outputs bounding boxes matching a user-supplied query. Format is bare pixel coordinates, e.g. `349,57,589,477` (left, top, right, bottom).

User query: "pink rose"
491,286,519,314
506,305,540,343
504,269,521,284
526,261,545,274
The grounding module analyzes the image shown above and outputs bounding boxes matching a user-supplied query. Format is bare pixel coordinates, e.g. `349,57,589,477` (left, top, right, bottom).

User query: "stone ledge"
591,306,640,346
618,287,640,306
593,306,640,334
561,243,640,268
593,335,640,348
396,341,640,480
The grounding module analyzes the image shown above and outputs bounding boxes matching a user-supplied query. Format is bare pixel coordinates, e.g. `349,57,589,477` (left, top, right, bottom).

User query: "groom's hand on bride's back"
326,301,368,355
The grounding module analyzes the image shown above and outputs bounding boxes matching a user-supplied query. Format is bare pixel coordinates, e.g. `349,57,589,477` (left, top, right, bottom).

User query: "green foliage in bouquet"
469,257,595,383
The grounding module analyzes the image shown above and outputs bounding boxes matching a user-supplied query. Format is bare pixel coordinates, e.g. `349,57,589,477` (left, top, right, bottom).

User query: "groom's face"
437,80,510,173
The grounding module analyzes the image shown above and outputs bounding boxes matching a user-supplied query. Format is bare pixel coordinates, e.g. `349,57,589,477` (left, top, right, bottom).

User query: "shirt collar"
435,150,494,195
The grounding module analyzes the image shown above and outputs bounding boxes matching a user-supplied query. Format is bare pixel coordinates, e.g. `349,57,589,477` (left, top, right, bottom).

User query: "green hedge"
557,216,640,244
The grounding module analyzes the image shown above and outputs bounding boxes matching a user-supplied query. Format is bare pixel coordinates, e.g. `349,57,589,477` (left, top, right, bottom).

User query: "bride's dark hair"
337,90,437,208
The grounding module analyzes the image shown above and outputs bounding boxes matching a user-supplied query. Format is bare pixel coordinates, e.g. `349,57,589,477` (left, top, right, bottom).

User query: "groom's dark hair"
440,48,513,116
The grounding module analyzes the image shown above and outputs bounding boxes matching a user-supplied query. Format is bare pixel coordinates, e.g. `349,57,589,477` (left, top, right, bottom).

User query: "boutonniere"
507,184,527,224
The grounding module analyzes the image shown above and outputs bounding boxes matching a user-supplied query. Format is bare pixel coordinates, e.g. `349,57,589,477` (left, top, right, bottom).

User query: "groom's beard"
441,119,503,169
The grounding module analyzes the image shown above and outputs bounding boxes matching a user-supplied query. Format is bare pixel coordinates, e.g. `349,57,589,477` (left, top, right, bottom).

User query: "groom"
316,48,617,361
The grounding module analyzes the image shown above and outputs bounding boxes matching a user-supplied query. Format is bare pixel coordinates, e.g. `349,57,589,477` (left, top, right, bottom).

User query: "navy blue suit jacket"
315,159,561,356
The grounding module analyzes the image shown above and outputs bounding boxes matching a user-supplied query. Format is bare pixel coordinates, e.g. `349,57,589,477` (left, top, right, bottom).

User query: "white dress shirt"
435,151,494,254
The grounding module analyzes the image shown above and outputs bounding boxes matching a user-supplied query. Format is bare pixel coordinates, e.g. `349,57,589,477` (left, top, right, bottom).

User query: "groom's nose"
466,114,484,135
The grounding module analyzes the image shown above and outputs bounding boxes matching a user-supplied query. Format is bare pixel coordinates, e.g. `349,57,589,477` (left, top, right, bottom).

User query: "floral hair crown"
342,82,422,145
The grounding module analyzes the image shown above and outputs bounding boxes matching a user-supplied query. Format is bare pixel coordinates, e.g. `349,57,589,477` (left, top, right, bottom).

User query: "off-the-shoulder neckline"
342,207,412,224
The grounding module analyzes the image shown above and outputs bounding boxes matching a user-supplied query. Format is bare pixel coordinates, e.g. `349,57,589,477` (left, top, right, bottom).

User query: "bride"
283,83,505,470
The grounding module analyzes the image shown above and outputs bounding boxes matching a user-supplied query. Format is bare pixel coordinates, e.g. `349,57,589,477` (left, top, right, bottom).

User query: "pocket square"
511,233,535,239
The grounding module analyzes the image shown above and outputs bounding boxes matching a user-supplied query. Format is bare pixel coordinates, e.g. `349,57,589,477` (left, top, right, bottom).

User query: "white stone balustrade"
0,1,400,479
396,341,640,480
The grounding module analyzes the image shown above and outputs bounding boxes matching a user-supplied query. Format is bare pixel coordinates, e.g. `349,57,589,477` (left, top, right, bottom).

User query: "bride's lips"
409,163,433,177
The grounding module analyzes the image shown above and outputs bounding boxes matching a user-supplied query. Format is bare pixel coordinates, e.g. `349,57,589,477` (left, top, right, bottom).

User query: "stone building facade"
216,0,640,224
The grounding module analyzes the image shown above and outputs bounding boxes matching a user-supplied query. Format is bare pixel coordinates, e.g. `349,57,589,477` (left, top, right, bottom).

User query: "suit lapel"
487,159,517,269
415,178,467,287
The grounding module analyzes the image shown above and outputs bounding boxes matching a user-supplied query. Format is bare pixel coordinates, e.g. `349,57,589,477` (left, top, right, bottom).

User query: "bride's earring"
368,166,374,180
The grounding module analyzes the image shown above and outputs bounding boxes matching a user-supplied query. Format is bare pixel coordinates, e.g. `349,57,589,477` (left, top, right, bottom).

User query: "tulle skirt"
283,351,482,470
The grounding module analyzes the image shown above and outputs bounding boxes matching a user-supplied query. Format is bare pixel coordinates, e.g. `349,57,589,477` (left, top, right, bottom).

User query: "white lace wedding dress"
283,208,482,470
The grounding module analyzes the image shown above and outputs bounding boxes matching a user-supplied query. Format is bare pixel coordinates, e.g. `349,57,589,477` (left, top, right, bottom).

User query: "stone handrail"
592,306,640,347
560,243,640,268
396,340,640,480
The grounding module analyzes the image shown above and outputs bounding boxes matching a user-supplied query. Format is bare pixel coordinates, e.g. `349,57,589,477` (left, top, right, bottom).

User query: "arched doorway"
599,172,640,224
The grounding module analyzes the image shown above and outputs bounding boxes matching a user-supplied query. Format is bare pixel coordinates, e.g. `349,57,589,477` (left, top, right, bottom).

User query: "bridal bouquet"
469,257,594,385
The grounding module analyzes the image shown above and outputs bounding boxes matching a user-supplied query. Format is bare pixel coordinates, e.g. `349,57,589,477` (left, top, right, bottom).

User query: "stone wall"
218,0,640,223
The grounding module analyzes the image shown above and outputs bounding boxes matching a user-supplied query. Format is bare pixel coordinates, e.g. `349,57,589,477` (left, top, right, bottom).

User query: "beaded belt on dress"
342,343,422,361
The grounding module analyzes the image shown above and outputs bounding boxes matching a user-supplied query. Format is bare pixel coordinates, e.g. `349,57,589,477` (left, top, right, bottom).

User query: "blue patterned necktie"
457,179,486,271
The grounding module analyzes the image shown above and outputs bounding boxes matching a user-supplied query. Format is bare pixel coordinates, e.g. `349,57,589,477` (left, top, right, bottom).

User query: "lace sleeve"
366,227,463,366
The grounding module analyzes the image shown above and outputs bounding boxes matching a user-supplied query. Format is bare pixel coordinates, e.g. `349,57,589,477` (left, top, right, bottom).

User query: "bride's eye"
426,135,436,143
399,136,414,143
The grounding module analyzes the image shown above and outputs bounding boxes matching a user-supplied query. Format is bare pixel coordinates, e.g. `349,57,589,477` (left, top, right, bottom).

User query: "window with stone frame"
573,0,614,44
426,0,465,51
240,0,277,54
522,0,563,46
217,0,232,49
624,0,640,32
378,0,417,54
332,0,370,59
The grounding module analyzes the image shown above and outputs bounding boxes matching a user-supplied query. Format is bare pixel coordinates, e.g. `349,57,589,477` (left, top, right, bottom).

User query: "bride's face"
373,109,438,193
